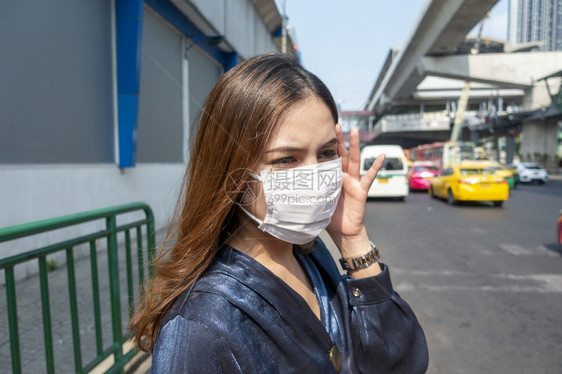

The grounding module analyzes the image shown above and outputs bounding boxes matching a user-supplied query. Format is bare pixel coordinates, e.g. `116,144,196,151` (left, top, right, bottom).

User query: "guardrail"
0,202,156,373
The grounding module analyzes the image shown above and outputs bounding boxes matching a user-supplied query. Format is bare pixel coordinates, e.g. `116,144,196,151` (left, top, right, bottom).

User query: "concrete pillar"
519,118,559,172
470,130,479,145
522,87,534,111
505,135,515,164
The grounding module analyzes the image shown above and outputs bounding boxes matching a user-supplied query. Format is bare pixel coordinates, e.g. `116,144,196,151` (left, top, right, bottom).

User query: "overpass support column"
470,130,479,145
519,119,559,172
505,135,515,164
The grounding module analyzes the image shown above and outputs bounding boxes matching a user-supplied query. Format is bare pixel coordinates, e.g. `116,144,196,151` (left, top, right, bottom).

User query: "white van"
360,145,409,200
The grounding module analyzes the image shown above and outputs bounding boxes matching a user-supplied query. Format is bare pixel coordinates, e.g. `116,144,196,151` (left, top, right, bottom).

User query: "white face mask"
238,157,343,245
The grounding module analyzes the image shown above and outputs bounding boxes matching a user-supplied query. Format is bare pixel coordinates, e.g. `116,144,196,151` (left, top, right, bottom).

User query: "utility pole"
450,82,471,141
281,0,287,54
450,16,487,142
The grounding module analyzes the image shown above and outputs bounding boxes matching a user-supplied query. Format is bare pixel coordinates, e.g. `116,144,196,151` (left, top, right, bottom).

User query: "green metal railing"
0,202,156,373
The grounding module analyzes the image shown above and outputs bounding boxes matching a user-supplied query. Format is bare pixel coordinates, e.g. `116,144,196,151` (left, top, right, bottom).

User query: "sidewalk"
0,242,152,373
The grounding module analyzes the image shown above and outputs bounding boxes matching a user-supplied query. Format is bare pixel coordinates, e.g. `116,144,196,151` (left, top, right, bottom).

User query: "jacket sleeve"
345,264,428,374
310,238,429,373
152,314,243,374
344,264,429,373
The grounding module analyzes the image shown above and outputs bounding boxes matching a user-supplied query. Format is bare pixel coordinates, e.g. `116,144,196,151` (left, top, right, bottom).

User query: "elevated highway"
367,0,500,112
361,0,562,171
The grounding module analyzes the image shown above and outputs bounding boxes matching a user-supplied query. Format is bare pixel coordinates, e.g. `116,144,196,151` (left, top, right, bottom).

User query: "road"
360,179,562,373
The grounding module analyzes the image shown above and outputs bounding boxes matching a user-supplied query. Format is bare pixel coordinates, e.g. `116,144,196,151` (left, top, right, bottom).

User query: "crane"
450,15,488,141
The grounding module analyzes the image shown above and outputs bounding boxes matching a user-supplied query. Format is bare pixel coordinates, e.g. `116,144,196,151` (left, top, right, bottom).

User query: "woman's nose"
302,156,321,167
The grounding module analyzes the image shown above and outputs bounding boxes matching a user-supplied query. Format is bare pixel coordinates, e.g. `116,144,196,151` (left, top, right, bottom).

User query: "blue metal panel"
116,0,144,168
145,0,226,67
272,25,283,38
117,95,139,167
116,0,143,17
222,52,238,71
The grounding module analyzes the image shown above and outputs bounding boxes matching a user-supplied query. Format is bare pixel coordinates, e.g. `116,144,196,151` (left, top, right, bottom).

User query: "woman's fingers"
336,126,383,191
335,124,348,173
361,154,386,191
348,128,361,179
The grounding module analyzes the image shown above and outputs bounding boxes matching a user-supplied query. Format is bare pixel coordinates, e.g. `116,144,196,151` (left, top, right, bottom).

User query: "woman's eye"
319,150,337,159
271,157,296,166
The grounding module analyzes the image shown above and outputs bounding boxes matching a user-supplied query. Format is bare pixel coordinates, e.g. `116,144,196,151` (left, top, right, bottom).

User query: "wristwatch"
339,241,380,271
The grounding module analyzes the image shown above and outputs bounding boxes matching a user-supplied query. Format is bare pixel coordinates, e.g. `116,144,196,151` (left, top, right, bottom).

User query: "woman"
129,53,428,373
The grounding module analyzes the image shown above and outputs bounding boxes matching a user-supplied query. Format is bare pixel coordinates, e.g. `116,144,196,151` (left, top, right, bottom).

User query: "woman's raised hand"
326,125,385,259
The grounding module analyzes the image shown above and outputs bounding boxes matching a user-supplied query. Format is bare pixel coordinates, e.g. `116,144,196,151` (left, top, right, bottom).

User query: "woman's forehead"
267,97,336,149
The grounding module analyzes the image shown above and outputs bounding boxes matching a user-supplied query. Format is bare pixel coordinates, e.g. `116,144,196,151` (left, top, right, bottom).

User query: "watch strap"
339,241,379,271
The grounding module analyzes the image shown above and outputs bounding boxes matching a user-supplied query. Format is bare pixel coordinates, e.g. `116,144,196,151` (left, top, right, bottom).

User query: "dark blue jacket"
152,239,428,373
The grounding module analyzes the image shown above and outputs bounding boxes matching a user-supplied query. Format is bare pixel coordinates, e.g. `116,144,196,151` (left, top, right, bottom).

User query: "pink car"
558,209,562,245
408,162,439,190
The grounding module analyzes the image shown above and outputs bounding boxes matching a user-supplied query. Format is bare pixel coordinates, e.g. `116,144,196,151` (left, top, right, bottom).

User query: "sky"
275,0,509,111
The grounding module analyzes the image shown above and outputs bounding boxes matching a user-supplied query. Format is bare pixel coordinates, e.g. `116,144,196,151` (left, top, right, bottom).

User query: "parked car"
429,165,509,207
407,161,439,190
516,163,548,184
558,209,562,245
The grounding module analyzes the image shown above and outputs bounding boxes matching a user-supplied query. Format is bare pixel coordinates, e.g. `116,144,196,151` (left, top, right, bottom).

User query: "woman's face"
248,96,339,221
261,96,338,170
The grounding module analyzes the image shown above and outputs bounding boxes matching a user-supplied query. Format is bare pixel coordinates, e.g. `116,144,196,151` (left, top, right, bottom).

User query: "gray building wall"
187,46,223,147
1,0,287,166
188,0,279,58
0,0,114,163
137,7,223,162
137,9,184,163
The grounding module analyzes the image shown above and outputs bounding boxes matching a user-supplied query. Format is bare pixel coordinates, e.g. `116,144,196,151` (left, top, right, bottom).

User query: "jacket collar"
198,244,334,348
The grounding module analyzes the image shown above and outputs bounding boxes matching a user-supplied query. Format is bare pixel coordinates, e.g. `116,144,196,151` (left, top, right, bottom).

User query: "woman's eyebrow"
265,138,337,154
265,146,305,154
321,138,337,148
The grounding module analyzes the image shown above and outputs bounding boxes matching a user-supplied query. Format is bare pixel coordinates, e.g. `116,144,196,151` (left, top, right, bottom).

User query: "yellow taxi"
461,161,516,189
429,164,509,207
487,165,516,189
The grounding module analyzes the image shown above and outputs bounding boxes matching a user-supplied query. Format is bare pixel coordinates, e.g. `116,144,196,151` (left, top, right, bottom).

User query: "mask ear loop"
235,170,264,226
237,204,264,226
249,171,261,180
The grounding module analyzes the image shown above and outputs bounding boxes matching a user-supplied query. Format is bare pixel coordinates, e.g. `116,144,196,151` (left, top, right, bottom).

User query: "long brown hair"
129,53,338,351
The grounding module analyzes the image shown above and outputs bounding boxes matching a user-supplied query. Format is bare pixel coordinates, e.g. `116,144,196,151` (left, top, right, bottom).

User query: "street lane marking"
393,269,470,277
495,273,562,293
393,270,562,293
470,227,487,234
499,244,533,256
536,245,561,257
396,283,562,293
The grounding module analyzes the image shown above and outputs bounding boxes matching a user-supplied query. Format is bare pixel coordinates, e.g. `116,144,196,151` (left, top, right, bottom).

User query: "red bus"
408,141,475,171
